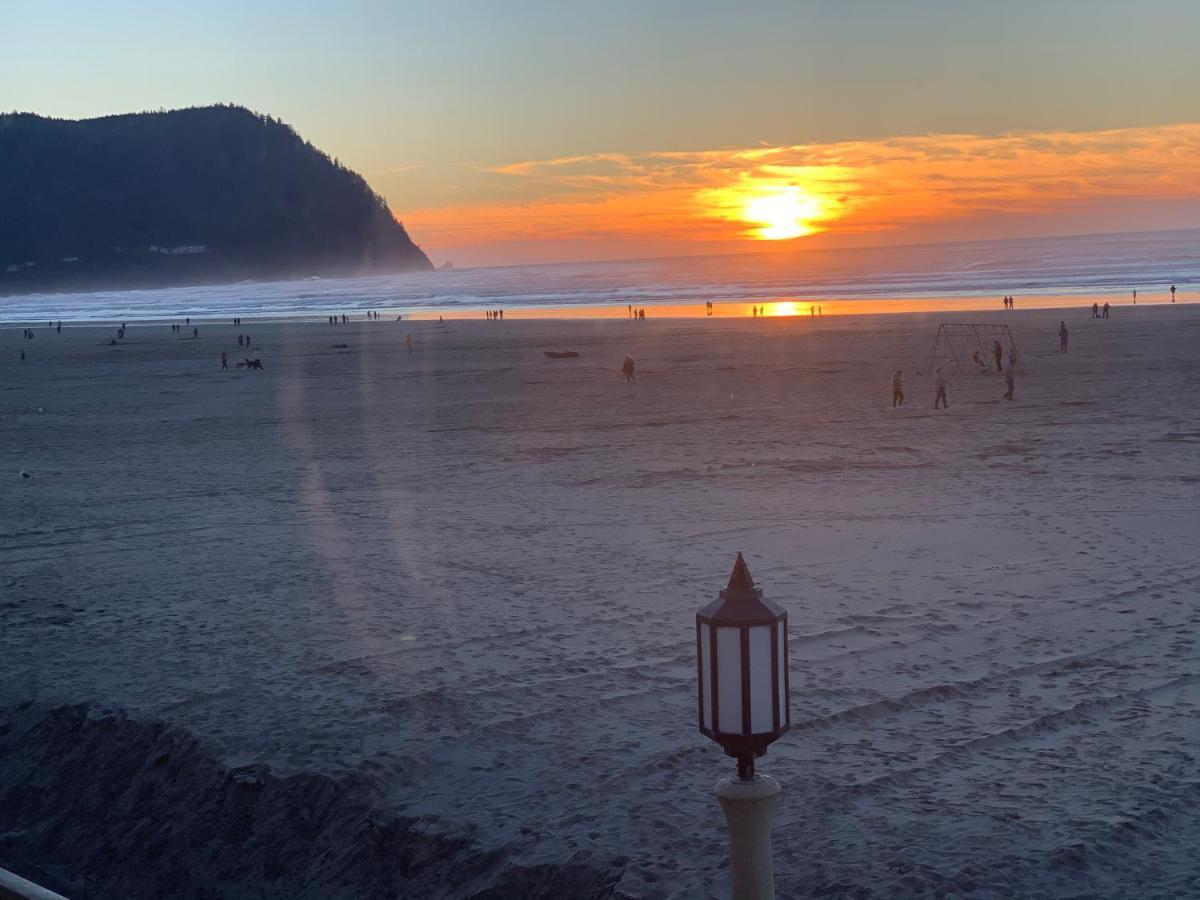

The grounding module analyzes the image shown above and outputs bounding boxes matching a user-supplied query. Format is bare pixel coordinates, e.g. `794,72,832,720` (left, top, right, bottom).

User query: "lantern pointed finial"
726,552,756,595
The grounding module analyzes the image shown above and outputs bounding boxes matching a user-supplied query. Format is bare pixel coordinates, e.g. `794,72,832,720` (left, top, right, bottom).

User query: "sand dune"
2,307,1199,897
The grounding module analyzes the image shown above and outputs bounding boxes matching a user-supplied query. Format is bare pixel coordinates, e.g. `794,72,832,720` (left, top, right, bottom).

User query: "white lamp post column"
697,552,790,900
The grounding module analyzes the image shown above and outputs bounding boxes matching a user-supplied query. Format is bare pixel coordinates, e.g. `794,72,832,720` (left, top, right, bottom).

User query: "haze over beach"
2,2,1199,899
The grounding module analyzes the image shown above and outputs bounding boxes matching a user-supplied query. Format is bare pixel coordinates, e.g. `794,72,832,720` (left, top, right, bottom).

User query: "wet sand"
2,307,1199,897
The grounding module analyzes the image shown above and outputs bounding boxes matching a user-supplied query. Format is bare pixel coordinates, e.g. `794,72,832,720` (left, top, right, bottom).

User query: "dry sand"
2,307,1199,897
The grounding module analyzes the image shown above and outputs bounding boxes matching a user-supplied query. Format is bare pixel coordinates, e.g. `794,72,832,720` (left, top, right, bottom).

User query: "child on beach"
934,369,948,409
892,370,904,407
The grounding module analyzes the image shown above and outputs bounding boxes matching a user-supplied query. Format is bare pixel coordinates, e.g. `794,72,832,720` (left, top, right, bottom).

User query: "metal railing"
0,867,69,900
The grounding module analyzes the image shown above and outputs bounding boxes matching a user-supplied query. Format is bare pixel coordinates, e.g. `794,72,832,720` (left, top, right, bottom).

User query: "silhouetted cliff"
0,105,431,294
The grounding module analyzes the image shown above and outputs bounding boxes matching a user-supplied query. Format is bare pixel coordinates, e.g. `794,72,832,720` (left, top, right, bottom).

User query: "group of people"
626,306,647,320
486,309,505,320
968,340,1015,373
1002,295,1016,309
1091,301,1111,318
895,362,1016,409
237,333,253,348
749,305,821,316
220,350,263,370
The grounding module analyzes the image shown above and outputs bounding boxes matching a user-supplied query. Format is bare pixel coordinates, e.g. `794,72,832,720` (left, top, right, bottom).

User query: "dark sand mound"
0,704,620,899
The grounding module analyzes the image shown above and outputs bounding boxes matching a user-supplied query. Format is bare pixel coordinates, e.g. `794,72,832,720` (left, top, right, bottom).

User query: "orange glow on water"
405,293,1165,320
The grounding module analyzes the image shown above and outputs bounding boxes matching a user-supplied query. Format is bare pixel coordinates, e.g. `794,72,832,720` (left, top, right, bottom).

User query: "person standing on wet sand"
622,355,635,382
892,370,905,407
1171,284,1176,302
220,351,228,370
934,369,948,409
993,340,1003,372
1059,321,1069,352
1004,366,1016,401
405,333,413,353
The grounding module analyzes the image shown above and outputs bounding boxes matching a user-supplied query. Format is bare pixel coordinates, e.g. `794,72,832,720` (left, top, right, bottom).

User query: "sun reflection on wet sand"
408,293,1178,320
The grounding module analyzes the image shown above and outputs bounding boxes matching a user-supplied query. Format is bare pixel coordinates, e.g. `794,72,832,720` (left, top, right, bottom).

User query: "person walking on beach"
220,351,228,370
622,355,636,382
405,333,413,353
1171,284,1176,302
993,340,1003,372
1133,289,1137,304
1092,301,1099,318
934,368,948,409
892,370,905,407
1102,301,1110,318
1004,366,1016,401
1059,321,1069,352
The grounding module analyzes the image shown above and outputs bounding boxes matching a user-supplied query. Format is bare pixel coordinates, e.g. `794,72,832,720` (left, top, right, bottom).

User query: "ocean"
1,227,1196,322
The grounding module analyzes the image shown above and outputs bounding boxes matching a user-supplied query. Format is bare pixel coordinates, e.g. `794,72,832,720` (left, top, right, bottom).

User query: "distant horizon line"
439,224,1200,275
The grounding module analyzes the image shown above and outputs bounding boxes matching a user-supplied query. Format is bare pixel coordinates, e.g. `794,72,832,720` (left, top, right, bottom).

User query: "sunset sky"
5,1,1200,266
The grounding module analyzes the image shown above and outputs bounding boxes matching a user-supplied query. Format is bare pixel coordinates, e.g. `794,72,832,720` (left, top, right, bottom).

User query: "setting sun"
740,186,826,239
696,172,845,244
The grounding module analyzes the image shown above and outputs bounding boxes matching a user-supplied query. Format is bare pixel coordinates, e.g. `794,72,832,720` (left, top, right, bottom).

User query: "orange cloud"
400,123,1200,263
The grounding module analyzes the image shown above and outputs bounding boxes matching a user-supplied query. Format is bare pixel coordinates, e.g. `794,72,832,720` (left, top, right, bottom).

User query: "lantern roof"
696,552,786,624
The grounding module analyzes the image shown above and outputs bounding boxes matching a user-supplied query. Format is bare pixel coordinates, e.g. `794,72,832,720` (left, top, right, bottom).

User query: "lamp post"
697,552,790,900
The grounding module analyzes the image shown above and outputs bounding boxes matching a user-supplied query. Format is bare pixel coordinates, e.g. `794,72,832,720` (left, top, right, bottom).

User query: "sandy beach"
2,307,1199,897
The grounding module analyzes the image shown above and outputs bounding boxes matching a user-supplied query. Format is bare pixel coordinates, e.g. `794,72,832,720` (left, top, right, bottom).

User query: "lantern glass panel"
699,622,712,730
749,624,774,732
716,626,743,734
776,622,788,726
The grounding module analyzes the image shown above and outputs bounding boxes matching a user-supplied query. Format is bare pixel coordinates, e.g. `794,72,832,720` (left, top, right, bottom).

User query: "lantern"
697,552,790,780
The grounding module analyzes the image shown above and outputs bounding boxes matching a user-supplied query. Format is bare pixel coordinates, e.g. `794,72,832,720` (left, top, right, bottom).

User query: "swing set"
918,323,1026,376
